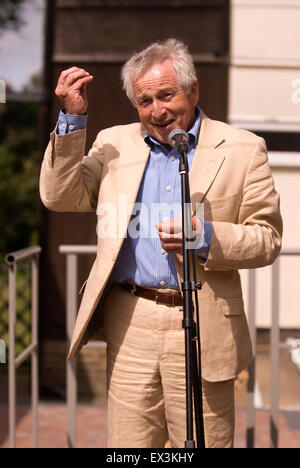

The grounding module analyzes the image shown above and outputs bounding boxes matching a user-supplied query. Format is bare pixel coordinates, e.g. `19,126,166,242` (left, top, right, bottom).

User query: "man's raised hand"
55,67,93,115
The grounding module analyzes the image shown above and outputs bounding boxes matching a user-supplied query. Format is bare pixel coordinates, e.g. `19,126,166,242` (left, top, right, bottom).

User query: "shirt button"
60,123,66,129
166,185,172,191
160,280,166,287
161,248,166,254
69,125,75,131
170,155,175,161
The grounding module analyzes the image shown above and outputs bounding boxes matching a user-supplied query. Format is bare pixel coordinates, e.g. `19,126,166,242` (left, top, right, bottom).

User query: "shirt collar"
144,106,202,151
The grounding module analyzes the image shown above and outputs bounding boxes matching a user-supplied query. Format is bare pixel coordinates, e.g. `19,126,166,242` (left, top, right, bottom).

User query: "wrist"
57,110,88,134
64,109,87,116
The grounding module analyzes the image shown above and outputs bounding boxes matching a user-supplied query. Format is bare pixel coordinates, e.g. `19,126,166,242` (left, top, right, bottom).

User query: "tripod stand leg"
191,337,205,448
184,325,196,448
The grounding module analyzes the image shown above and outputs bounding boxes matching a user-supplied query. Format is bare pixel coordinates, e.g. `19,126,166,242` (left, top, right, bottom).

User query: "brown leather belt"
117,282,183,307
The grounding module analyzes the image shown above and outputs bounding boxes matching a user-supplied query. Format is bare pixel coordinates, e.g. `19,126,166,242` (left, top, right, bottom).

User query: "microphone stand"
178,146,206,449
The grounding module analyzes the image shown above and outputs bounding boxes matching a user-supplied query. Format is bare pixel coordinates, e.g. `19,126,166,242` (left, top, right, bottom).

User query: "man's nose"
152,100,167,120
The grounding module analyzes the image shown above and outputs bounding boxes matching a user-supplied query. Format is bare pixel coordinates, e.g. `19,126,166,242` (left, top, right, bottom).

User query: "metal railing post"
31,254,39,448
66,253,78,449
59,245,98,449
5,246,41,448
247,269,256,448
8,262,17,448
270,256,280,448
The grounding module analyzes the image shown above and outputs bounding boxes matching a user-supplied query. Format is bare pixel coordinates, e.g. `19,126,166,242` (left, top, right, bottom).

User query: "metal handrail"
246,248,300,448
5,246,41,448
60,245,300,448
5,246,42,265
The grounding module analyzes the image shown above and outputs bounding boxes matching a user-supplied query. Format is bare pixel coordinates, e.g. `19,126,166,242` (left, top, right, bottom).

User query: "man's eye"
161,93,173,101
139,99,150,107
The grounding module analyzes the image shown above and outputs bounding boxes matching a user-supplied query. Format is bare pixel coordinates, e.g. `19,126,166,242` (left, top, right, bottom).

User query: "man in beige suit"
40,39,282,448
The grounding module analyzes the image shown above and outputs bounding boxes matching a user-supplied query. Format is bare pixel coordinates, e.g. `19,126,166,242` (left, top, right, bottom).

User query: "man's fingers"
154,220,183,253
65,70,91,87
57,68,91,91
161,243,182,253
155,219,182,235
158,231,182,241
55,66,92,115
69,75,93,91
56,68,92,96
60,66,79,78
60,67,88,82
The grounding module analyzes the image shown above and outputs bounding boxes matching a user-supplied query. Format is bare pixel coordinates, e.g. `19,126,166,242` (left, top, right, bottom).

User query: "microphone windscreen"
168,129,189,152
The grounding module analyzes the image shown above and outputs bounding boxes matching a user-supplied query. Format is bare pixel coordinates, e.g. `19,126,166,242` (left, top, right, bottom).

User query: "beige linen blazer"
40,114,283,382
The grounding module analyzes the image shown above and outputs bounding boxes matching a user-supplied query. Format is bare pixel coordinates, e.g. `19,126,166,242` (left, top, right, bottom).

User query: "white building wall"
229,0,300,328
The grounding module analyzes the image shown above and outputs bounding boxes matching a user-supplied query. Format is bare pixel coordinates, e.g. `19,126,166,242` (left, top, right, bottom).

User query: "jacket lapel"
189,114,226,212
117,125,150,238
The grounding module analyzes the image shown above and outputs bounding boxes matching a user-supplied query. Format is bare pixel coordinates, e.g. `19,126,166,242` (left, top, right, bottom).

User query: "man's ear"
190,80,199,105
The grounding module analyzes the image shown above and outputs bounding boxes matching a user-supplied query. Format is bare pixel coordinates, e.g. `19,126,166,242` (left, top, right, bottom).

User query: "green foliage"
0,1,40,364
0,101,40,260
0,100,38,357
0,0,31,32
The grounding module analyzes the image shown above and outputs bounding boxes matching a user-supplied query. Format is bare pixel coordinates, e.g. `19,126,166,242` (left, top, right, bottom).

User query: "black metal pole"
179,151,205,448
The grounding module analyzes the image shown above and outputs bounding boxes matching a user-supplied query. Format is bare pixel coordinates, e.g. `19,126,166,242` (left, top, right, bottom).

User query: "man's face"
132,59,199,144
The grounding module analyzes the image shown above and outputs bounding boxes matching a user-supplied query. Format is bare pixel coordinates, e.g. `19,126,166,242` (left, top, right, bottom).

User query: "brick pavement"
0,404,299,448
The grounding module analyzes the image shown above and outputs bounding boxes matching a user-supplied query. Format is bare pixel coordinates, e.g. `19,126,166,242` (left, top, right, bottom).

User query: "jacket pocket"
218,296,244,316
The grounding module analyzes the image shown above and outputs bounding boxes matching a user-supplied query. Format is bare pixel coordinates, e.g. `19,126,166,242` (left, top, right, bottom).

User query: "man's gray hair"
121,38,197,106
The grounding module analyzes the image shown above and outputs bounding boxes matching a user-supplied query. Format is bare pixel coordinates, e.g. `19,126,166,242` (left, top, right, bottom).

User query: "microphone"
168,129,189,154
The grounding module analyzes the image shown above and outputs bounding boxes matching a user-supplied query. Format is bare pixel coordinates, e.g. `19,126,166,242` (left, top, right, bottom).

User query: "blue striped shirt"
57,107,212,290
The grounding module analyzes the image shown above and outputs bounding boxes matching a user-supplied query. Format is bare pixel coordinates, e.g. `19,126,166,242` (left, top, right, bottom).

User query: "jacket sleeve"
39,127,104,212
204,139,283,271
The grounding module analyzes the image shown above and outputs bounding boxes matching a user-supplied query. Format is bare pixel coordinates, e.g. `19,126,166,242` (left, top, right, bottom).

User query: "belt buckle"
155,291,175,307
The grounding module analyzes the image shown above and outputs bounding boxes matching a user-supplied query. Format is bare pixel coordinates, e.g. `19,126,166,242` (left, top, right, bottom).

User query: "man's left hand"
155,217,201,254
